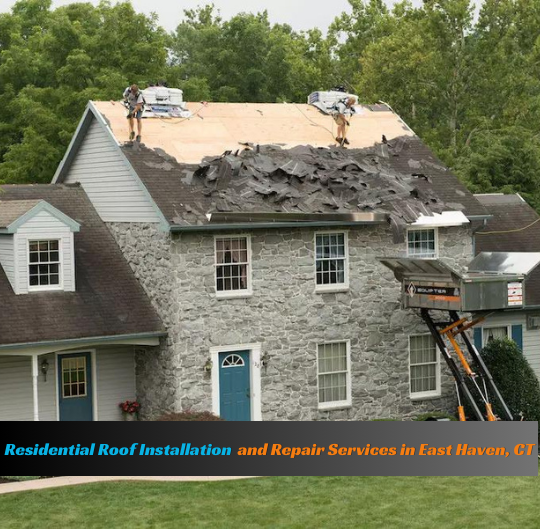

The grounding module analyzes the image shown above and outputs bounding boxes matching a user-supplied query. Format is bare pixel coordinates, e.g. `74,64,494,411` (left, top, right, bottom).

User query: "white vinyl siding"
15,210,75,294
478,312,540,381
0,348,135,421
64,118,160,223
0,234,16,290
0,354,55,421
95,348,136,421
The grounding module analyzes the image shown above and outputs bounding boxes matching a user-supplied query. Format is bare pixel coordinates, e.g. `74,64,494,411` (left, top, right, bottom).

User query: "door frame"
55,349,98,421
210,343,262,421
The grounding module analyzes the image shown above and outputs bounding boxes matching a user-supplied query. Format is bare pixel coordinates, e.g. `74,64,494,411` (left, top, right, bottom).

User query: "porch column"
32,355,39,421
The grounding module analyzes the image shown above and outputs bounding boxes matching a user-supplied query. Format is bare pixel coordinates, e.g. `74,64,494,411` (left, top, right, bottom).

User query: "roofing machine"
379,252,540,421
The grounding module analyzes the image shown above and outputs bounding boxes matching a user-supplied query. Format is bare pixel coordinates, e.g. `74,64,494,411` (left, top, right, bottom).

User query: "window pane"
318,343,348,405
483,327,508,343
409,335,438,395
28,240,61,289
215,237,249,292
315,233,347,286
407,230,436,258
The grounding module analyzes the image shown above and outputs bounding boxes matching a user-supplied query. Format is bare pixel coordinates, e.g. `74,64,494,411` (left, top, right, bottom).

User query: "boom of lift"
379,253,540,421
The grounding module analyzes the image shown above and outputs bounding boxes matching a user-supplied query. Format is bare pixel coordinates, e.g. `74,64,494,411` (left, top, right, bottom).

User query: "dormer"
0,200,80,294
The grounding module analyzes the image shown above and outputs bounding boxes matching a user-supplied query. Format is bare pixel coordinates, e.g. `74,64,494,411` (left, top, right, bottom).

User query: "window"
215,236,251,297
315,232,348,291
483,326,509,344
409,335,440,398
317,341,351,409
407,229,437,258
61,357,87,398
28,240,61,289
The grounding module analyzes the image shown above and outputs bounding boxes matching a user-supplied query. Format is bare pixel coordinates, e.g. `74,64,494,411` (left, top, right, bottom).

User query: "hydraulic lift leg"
449,312,514,422
421,309,485,421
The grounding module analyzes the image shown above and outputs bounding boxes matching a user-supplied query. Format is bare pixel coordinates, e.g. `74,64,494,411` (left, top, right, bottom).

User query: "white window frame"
214,234,253,299
406,227,438,259
27,238,63,292
481,325,512,348
409,334,441,400
317,340,352,410
314,231,349,293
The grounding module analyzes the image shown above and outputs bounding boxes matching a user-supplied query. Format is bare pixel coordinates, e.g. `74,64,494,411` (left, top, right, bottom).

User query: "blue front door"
58,353,93,421
219,351,251,421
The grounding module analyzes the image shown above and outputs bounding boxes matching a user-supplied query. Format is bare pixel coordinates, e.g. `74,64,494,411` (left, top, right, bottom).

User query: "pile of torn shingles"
162,138,464,242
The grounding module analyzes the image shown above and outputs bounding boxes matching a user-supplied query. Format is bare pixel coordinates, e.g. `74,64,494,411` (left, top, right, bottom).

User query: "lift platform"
379,252,540,421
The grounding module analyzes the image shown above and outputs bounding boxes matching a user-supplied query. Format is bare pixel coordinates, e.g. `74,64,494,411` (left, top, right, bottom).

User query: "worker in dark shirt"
123,84,144,142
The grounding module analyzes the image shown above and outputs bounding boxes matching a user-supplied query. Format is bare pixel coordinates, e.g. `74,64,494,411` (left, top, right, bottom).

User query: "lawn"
0,469,538,529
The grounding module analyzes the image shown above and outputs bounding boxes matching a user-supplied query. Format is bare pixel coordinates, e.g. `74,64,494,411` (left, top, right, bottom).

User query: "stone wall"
109,222,473,420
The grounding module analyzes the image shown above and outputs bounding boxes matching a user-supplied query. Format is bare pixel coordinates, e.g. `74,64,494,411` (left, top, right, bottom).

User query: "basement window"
317,341,351,410
407,228,438,258
315,232,349,292
409,335,441,399
28,240,62,290
215,236,252,298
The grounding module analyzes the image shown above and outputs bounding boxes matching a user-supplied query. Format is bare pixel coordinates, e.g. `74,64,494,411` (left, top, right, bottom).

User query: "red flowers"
119,400,140,414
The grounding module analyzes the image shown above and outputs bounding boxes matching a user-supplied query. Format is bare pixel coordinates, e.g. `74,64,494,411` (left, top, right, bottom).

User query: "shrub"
477,338,540,424
156,411,225,421
414,412,457,421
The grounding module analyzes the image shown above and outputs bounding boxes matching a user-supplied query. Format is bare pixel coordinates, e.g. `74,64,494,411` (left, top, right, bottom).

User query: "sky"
0,0,426,32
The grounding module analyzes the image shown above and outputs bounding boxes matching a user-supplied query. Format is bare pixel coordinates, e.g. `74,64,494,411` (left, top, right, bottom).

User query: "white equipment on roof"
308,90,358,115
140,87,191,119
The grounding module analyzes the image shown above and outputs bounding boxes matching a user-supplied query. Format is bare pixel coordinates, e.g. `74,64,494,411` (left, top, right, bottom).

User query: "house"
0,185,165,421
46,99,492,421
473,193,540,380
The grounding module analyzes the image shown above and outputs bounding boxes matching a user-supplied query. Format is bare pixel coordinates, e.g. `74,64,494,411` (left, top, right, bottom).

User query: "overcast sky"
0,0,428,32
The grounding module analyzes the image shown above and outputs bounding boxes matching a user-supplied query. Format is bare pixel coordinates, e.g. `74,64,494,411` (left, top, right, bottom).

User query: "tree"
479,339,540,427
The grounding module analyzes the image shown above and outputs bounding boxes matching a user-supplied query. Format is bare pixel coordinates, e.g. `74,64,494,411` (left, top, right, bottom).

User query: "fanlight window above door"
222,354,245,368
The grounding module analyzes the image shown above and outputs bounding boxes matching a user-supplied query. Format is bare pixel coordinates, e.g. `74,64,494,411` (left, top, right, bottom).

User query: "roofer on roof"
123,84,144,142
333,96,357,147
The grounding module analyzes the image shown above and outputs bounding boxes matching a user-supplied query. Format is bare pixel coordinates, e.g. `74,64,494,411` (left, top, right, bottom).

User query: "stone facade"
108,222,473,421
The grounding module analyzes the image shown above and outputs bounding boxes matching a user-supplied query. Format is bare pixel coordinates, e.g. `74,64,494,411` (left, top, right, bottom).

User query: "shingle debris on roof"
123,136,482,242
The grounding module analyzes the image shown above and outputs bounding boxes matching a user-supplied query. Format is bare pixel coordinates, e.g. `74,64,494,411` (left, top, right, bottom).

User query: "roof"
92,101,416,163
0,200,42,228
0,199,81,233
55,101,488,232
475,193,540,306
0,184,165,347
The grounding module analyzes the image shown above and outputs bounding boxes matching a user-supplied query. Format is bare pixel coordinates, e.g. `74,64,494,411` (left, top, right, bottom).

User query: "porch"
0,335,161,421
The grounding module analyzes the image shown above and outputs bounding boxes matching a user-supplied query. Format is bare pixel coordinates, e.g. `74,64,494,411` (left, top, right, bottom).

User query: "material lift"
379,252,540,421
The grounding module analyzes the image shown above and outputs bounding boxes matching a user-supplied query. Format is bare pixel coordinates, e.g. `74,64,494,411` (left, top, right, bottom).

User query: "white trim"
314,230,350,293
317,340,352,410
210,343,262,421
27,238,64,293
411,211,469,228
408,334,441,400
55,349,97,422
32,355,39,421
406,227,439,259
13,232,19,294
214,234,253,299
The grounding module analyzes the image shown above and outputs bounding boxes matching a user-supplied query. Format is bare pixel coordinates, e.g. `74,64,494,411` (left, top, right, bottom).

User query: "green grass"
0,469,538,529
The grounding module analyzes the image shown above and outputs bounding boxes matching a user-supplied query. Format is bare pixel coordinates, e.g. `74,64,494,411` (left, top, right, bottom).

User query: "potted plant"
119,400,140,421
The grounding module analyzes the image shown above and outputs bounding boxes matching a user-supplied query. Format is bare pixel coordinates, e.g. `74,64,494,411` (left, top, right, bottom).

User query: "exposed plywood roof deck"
93,101,414,164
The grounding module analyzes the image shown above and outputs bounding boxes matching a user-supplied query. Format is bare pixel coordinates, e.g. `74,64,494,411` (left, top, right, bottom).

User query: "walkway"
0,476,259,495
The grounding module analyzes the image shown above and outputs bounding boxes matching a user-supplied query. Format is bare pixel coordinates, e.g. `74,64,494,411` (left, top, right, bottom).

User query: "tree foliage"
1,0,540,209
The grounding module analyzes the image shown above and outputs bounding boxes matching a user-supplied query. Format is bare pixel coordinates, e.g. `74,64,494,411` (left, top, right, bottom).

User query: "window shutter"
473,328,483,351
511,325,523,352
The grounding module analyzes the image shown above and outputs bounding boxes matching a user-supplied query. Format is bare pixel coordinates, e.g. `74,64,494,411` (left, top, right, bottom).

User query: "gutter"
0,331,167,352
170,220,388,233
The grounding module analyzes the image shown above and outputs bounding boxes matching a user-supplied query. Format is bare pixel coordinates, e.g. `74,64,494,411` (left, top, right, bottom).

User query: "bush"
414,412,457,421
478,339,540,424
156,411,225,421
